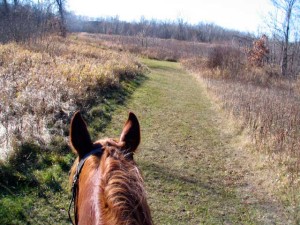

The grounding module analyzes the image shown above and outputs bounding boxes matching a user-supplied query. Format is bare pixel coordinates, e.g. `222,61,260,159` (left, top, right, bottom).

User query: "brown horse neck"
71,144,153,225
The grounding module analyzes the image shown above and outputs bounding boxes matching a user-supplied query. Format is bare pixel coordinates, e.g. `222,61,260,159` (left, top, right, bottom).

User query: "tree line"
66,14,251,43
0,0,66,42
1,0,249,44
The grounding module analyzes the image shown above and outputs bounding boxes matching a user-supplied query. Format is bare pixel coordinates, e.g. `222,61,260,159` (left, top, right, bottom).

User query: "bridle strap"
68,146,103,225
68,183,77,225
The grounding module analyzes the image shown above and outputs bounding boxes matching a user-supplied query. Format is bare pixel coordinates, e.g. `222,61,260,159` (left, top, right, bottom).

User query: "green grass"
0,142,72,224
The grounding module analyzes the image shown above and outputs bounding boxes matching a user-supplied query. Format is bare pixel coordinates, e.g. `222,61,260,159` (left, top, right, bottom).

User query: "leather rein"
68,146,103,225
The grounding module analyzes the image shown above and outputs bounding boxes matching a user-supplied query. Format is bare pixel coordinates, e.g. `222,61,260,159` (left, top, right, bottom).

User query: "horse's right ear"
70,111,93,158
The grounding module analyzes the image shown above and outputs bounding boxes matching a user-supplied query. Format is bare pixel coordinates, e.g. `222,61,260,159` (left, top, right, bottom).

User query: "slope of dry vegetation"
0,34,146,158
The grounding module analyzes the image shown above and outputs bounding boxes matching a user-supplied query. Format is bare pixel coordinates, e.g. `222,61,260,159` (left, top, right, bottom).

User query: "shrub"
247,35,269,67
198,45,245,80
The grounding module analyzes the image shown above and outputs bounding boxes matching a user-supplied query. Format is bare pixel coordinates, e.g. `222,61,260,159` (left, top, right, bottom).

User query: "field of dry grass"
82,33,216,62
0,34,146,159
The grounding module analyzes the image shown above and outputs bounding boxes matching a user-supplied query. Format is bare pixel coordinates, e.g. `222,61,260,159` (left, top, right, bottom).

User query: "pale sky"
67,0,272,33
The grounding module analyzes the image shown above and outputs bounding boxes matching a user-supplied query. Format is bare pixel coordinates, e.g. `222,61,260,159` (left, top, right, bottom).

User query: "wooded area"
67,14,250,43
0,0,66,42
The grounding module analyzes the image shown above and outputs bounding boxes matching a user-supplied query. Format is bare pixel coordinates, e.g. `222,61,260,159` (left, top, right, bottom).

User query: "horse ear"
70,111,93,158
120,112,140,153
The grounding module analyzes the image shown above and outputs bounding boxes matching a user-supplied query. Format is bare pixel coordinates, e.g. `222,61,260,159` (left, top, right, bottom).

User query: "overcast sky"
67,0,272,33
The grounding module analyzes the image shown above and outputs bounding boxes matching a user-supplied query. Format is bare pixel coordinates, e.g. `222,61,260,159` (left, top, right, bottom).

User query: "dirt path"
101,59,290,224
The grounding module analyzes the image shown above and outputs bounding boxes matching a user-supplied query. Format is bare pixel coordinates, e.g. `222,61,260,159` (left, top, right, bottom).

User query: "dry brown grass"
202,79,300,222
0,34,146,159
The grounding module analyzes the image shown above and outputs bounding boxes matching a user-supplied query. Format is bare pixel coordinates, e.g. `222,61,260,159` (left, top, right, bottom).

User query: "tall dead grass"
0,35,146,159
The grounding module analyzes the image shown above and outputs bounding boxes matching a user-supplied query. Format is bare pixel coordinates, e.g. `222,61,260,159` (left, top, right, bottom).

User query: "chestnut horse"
69,111,153,225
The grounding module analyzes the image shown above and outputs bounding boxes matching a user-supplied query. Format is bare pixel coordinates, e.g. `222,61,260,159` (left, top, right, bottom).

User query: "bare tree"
269,0,299,76
55,0,66,37
0,0,61,43
2,0,9,14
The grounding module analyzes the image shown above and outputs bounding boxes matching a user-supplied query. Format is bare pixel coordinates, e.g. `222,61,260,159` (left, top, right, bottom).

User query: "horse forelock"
69,139,153,225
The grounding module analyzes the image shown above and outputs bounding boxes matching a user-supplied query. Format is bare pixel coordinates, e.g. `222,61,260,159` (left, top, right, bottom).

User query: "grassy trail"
0,56,289,224
100,59,287,224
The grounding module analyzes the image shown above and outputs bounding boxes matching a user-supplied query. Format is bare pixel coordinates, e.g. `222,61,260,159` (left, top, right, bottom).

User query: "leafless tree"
0,0,62,42
55,0,66,37
2,0,9,14
269,0,300,76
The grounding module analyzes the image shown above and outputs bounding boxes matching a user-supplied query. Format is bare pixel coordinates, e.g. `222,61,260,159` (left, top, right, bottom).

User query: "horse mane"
69,139,153,225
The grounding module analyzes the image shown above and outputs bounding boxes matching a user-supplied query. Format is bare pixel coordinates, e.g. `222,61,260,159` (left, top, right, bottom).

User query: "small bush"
247,35,269,67
206,46,245,79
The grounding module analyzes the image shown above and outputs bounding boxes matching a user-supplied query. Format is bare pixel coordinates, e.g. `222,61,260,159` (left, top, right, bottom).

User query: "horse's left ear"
70,111,93,158
120,112,140,153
